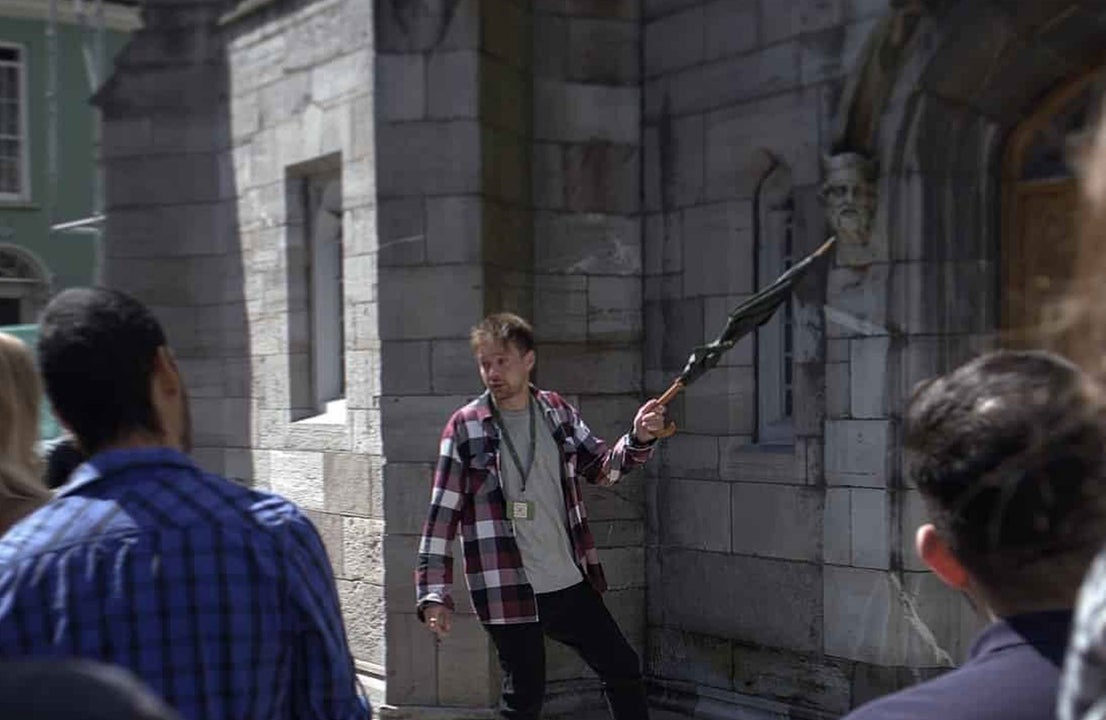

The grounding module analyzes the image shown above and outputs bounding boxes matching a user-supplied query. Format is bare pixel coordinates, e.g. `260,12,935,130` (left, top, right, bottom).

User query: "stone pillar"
220,0,382,696
102,0,388,704
530,1,645,713
374,0,534,713
639,1,874,716
822,33,994,708
98,0,245,478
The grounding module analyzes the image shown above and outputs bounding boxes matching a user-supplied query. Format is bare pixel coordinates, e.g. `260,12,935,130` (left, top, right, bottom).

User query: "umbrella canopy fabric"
675,236,837,387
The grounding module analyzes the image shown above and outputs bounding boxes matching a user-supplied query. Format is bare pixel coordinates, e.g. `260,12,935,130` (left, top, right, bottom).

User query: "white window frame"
756,164,795,446
0,42,29,203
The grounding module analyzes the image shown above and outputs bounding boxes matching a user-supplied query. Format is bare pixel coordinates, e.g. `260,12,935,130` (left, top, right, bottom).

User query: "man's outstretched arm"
572,397,664,486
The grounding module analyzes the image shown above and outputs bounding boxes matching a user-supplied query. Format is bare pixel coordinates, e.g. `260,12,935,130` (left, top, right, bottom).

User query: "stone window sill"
294,397,347,427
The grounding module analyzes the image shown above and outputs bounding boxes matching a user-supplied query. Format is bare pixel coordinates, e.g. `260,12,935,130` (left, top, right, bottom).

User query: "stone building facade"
95,0,1105,716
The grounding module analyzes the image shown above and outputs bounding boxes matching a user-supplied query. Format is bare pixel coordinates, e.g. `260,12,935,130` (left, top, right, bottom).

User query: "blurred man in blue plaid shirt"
0,287,370,720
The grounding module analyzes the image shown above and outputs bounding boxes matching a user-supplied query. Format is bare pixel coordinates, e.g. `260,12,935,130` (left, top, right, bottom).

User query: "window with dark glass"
0,45,25,199
756,164,796,446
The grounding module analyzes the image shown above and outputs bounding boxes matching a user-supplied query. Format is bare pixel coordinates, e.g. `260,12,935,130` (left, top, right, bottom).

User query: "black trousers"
484,581,649,720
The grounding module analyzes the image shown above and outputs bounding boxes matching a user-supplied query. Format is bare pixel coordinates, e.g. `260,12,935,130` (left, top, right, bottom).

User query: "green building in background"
0,1,139,439
0,0,137,325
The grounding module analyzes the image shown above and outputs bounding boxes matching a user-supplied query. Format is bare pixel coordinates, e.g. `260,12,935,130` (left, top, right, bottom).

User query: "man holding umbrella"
415,240,833,719
415,313,664,720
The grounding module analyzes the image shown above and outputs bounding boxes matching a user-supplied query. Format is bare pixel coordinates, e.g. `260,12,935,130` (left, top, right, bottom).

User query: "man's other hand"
423,603,452,639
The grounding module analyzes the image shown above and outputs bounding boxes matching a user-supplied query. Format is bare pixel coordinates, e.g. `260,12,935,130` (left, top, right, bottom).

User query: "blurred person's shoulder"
172,465,324,546
0,454,320,567
843,612,1069,720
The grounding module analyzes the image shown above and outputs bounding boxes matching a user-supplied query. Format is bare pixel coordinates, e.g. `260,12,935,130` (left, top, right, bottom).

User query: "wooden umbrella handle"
653,380,684,439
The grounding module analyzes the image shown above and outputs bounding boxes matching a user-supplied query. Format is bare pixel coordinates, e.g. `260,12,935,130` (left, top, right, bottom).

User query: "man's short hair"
38,287,167,455
905,350,1106,600
470,313,534,355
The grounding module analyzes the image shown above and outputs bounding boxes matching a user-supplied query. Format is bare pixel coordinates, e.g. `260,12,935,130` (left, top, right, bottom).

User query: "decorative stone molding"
0,243,52,321
819,2,931,266
831,1,931,154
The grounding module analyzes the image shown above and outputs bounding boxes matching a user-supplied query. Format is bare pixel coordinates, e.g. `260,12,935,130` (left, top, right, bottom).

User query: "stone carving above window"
821,152,878,248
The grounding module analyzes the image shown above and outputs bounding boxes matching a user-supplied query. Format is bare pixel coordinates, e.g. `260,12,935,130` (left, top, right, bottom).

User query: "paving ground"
565,710,690,720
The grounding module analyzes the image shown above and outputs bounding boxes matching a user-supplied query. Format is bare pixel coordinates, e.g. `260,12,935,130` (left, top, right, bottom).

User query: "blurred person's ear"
916,523,970,590
150,347,185,451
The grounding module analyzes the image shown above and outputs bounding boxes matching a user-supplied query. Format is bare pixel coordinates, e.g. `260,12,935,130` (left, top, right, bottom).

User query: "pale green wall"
0,14,129,289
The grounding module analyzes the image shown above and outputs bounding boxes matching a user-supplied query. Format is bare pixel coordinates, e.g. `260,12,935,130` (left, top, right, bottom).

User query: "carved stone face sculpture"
821,153,878,246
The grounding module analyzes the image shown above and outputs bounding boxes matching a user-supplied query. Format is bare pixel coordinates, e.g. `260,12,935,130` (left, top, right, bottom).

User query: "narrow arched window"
756,163,794,445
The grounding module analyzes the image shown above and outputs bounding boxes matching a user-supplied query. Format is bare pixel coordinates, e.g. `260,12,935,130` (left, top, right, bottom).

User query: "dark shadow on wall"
94,0,251,483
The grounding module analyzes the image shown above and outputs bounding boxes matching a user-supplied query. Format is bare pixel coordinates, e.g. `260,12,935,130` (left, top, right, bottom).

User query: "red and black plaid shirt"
416,387,654,625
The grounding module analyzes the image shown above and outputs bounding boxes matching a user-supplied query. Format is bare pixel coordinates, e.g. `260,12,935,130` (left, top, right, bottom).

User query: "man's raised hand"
632,399,667,443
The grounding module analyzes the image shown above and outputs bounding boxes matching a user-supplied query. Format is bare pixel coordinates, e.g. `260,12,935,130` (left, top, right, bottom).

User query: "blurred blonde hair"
0,332,49,502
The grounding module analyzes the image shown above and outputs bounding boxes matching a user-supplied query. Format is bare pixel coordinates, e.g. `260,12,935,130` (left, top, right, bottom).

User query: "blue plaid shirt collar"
58,446,196,497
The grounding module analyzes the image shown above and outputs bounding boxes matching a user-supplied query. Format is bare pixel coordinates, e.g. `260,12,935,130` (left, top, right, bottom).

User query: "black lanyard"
492,398,536,494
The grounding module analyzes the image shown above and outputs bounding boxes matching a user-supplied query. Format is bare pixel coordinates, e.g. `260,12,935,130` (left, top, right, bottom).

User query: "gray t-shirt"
497,404,584,594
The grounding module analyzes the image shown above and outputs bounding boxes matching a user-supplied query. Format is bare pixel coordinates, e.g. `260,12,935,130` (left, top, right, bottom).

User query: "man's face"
474,339,534,406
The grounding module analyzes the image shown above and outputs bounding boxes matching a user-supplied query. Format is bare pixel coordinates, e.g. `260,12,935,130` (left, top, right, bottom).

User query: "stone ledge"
219,0,278,27
649,678,836,720
376,707,496,720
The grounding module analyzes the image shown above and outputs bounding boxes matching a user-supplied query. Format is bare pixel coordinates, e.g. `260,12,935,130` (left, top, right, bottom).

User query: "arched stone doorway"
0,243,49,325
819,0,1106,684
871,1,1106,364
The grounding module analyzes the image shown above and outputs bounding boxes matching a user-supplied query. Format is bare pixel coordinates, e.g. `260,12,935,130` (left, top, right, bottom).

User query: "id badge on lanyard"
511,500,535,521
495,398,538,522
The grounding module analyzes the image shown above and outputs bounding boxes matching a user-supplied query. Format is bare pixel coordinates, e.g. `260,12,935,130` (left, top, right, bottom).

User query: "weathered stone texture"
658,548,822,653
824,420,891,487
824,566,977,668
731,483,822,562
99,0,1041,715
650,627,733,690
659,478,731,552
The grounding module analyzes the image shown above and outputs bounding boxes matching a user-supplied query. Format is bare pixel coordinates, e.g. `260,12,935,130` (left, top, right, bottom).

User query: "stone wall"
100,0,388,701
530,0,646,713
640,1,980,716
99,1,1106,717
377,0,649,713
828,0,1106,698
99,0,243,477
373,0,530,710
220,0,384,691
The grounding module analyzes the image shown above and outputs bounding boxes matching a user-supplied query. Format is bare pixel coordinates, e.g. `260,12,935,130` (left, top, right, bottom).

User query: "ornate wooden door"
1003,179,1078,348
1002,72,1099,350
